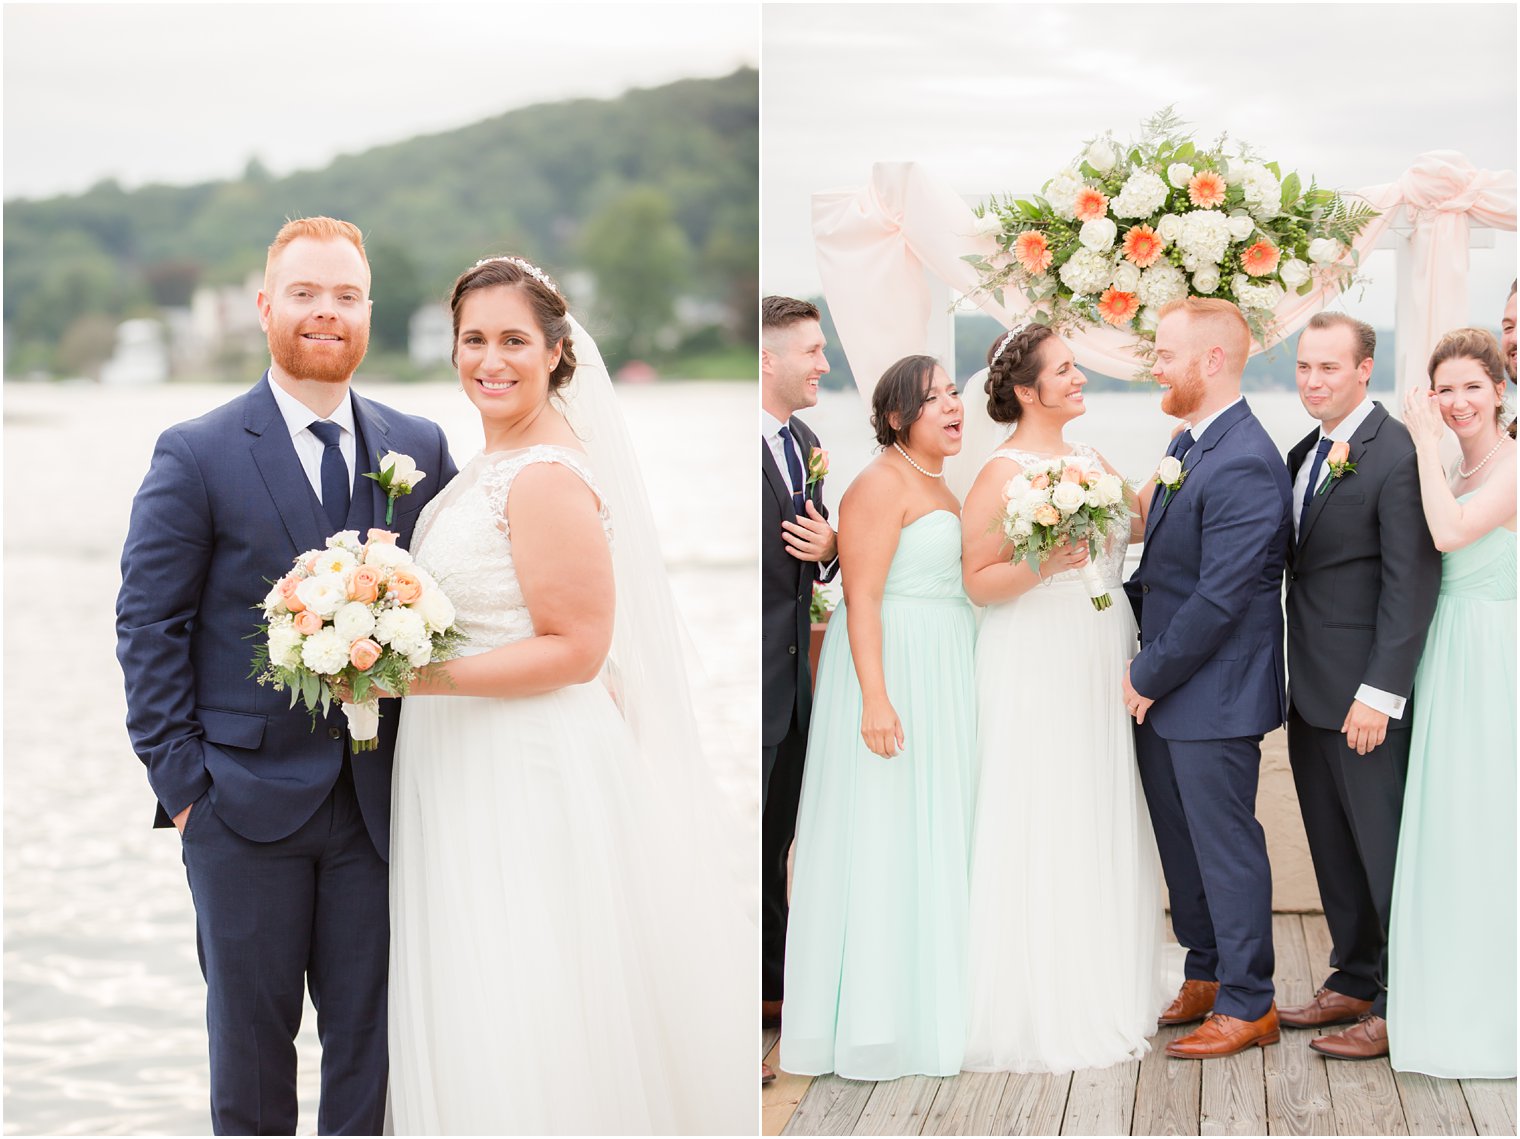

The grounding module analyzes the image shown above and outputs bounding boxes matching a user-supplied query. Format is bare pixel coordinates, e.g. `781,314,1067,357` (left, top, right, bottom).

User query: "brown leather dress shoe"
1279,986,1373,1028
1166,1006,1280,1058
762,999,783,1029
1308,1014,1388,1061
1158,979,1221,1026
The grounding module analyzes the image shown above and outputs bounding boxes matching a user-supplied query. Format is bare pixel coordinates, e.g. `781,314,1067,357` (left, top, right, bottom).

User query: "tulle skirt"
388,681,753,1134
963,578,1174,1073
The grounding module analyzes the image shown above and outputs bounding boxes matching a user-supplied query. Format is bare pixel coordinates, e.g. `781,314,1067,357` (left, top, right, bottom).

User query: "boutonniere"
362,451,427,524
805,447,829,493
1316,441,1356,495
1154,455,1186,508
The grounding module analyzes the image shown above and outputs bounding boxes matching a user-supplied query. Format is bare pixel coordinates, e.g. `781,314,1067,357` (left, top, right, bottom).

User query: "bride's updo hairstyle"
448,256,578,393
985,324,1057,425
871,354,940,448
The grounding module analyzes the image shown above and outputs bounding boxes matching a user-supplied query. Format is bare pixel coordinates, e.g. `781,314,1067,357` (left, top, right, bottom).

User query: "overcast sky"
763,3,1517,324
3,3,759,200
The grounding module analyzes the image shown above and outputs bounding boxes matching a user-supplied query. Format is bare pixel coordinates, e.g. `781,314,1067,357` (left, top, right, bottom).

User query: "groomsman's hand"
782,501,838,564
1340,700,1389,755
1123,662,1155,725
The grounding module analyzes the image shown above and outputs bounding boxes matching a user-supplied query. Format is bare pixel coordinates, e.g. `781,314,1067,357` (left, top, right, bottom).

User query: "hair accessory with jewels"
471,255,559,295
992,319,1035,364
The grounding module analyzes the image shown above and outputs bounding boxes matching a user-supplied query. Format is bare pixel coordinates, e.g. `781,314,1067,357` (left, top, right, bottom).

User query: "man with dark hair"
760,295,836,1081
1279,312,1441,1060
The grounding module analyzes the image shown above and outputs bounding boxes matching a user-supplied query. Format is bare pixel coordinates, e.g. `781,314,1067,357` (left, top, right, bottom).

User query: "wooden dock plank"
1462,1079,1518,1137
1060,1059,1139,1135
921,1071,1008,1136
782,1073,874,1136
764,1035,812,1137
992,1072,1072,1136
1265,913,1335,1135
1133,1025,1202,1136
1326,1056,1409,1136
853,1076,945,1135
1394,1071,1476,1136
1199,1045,1268,1136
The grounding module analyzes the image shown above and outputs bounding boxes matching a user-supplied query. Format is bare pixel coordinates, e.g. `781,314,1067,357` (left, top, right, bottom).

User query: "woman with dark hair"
384,257,752,1132
960,325,1172,1073
1388,328,1516,1079
781,356,978,1080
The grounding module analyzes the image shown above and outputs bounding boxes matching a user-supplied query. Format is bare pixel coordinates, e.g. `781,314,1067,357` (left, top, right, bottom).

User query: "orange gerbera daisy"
1014,230,1054,275
1122,224,1164,268
1241,239,1281,277
1188,170,1227,209
1096,288,1140,327
1073,186,1110,222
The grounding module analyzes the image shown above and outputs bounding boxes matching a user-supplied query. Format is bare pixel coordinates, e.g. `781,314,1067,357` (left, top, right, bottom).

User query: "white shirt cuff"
1355,683,1406,720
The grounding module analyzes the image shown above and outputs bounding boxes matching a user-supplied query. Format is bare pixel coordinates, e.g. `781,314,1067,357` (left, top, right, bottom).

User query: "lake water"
2,379,758,1135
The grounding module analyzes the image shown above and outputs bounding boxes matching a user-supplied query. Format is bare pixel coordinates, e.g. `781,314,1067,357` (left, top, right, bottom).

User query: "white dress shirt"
267,376,357,506
1288,395,1404,719
761,408,803,494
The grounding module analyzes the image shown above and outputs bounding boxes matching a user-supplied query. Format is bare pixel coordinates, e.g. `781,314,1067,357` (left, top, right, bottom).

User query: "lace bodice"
409,445,612,654
981,442,1129,589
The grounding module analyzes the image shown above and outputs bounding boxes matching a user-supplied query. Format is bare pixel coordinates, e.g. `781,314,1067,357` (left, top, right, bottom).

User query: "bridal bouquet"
966,108,1378,348
250,528,465,753
997,460,1132,611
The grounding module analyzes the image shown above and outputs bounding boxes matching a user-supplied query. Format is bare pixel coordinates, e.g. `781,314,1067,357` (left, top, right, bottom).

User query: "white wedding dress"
962,443,1175,1074
387,445,751,1135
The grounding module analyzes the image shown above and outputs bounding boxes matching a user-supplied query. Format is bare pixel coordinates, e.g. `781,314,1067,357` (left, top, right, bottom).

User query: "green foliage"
578,185,693,363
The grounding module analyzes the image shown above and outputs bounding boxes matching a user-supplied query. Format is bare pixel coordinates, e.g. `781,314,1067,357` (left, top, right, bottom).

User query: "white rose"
374,607,427,649
377,451,424,491
363,541,415,570
1085,138,1118,173
1192,266,1221,294
1011,516,1034,539
295,573,348,618
1280,258,1312,288
1155,213,1183,242
1085,487,1103,508
1111,261,1142,293
309,547,358,578
325,530,362,550
1138,306,1161,333
1044,168,1085,220
300,627,350,674
1002,476,1032,505
263,581,288,615
1110,168,1169,219
406,642,434,669
267,619,303,669
333,601,377,643
1232,273,1251,297
1052,481,1087,513
972,211,1003,238
1156,456,1183,486
1227,214,1256,241
1079,217,1118,252
1308,237,1344,265
1096,473,1126,505
1166,163,1195,189
415,585,457,633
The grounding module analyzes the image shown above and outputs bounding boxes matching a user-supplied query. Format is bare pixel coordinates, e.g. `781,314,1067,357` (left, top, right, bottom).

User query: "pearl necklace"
893,442,944,479
1457,436,1506,479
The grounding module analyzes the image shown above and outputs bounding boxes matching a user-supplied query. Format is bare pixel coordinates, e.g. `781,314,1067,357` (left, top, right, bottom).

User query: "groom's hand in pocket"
782,501,837,564
1340,700,1389,756
173,803,192,834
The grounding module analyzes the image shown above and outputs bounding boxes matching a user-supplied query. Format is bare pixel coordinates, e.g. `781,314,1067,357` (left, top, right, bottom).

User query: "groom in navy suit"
116,218,456,1134
1123,297,1293,1058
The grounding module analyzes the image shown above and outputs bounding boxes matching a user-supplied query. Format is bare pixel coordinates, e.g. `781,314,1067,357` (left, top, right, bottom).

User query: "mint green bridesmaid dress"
780,511,977,1080
1388,511,1516,1079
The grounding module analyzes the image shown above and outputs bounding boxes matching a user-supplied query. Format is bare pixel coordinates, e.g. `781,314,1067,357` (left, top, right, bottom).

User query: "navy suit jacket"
115,375,457,860
1125,399,1293,741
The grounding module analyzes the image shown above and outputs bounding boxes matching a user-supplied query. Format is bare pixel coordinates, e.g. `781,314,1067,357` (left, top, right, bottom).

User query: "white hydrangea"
374,607,427,649
1280,258,1312,288
1192,265,1221,294
1227,214,1257,241
1234,162,1281,219
1236,280,1286,311
1110,168,1169,219
1167,163,1195,189
1111,262,1143,294
300,627,350,674
333,601,377,643
1175,210,1233,265
267,618,303,669
1137,262,1188,308
1058,248,1115,296
1308,237,1345,264
295,573,348,618
1044,168,1086,220
1079,217,1118,252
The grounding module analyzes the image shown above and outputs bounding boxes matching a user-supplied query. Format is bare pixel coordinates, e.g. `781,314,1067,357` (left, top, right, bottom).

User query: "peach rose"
1029,472,1051,490
1327,441,1351,467
293,610,325,636
367,529,398,545
278,574,306,613
348,565,382,604
349,638,383,671
1034,503,1061,527
390,569,423,605
1061,464,1085,484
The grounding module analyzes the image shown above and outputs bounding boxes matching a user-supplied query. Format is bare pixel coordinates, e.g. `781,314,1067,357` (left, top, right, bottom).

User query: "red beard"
267,318,369,383
1159,358,1207,420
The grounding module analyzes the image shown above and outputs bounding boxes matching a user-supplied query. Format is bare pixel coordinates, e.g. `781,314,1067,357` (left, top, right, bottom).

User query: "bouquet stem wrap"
1078,562,1114,611
343,699,381,753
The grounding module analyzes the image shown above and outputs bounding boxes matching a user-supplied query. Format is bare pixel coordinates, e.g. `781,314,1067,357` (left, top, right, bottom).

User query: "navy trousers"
1135,724,1276,1021
180,760,388,1135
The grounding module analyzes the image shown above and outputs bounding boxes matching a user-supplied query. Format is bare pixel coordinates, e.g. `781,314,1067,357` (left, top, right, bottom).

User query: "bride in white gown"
385,256,752,1134
958,325,1174,1073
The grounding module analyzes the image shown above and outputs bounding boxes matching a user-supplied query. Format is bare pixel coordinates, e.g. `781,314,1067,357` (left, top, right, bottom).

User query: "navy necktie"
778,424,807,515
1299,437,1333,536
1151,428,1196,512
308,419,350,532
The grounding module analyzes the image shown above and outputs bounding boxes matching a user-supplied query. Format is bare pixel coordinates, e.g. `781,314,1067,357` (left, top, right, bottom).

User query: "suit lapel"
245,375,329,555
1143,400,1251,547
1297,402,1386,553
348,392,392,531
762,437,797,521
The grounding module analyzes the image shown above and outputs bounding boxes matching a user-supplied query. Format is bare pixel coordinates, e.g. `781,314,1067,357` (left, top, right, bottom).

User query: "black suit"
761,415,835,1001
1285,401,1441,1018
